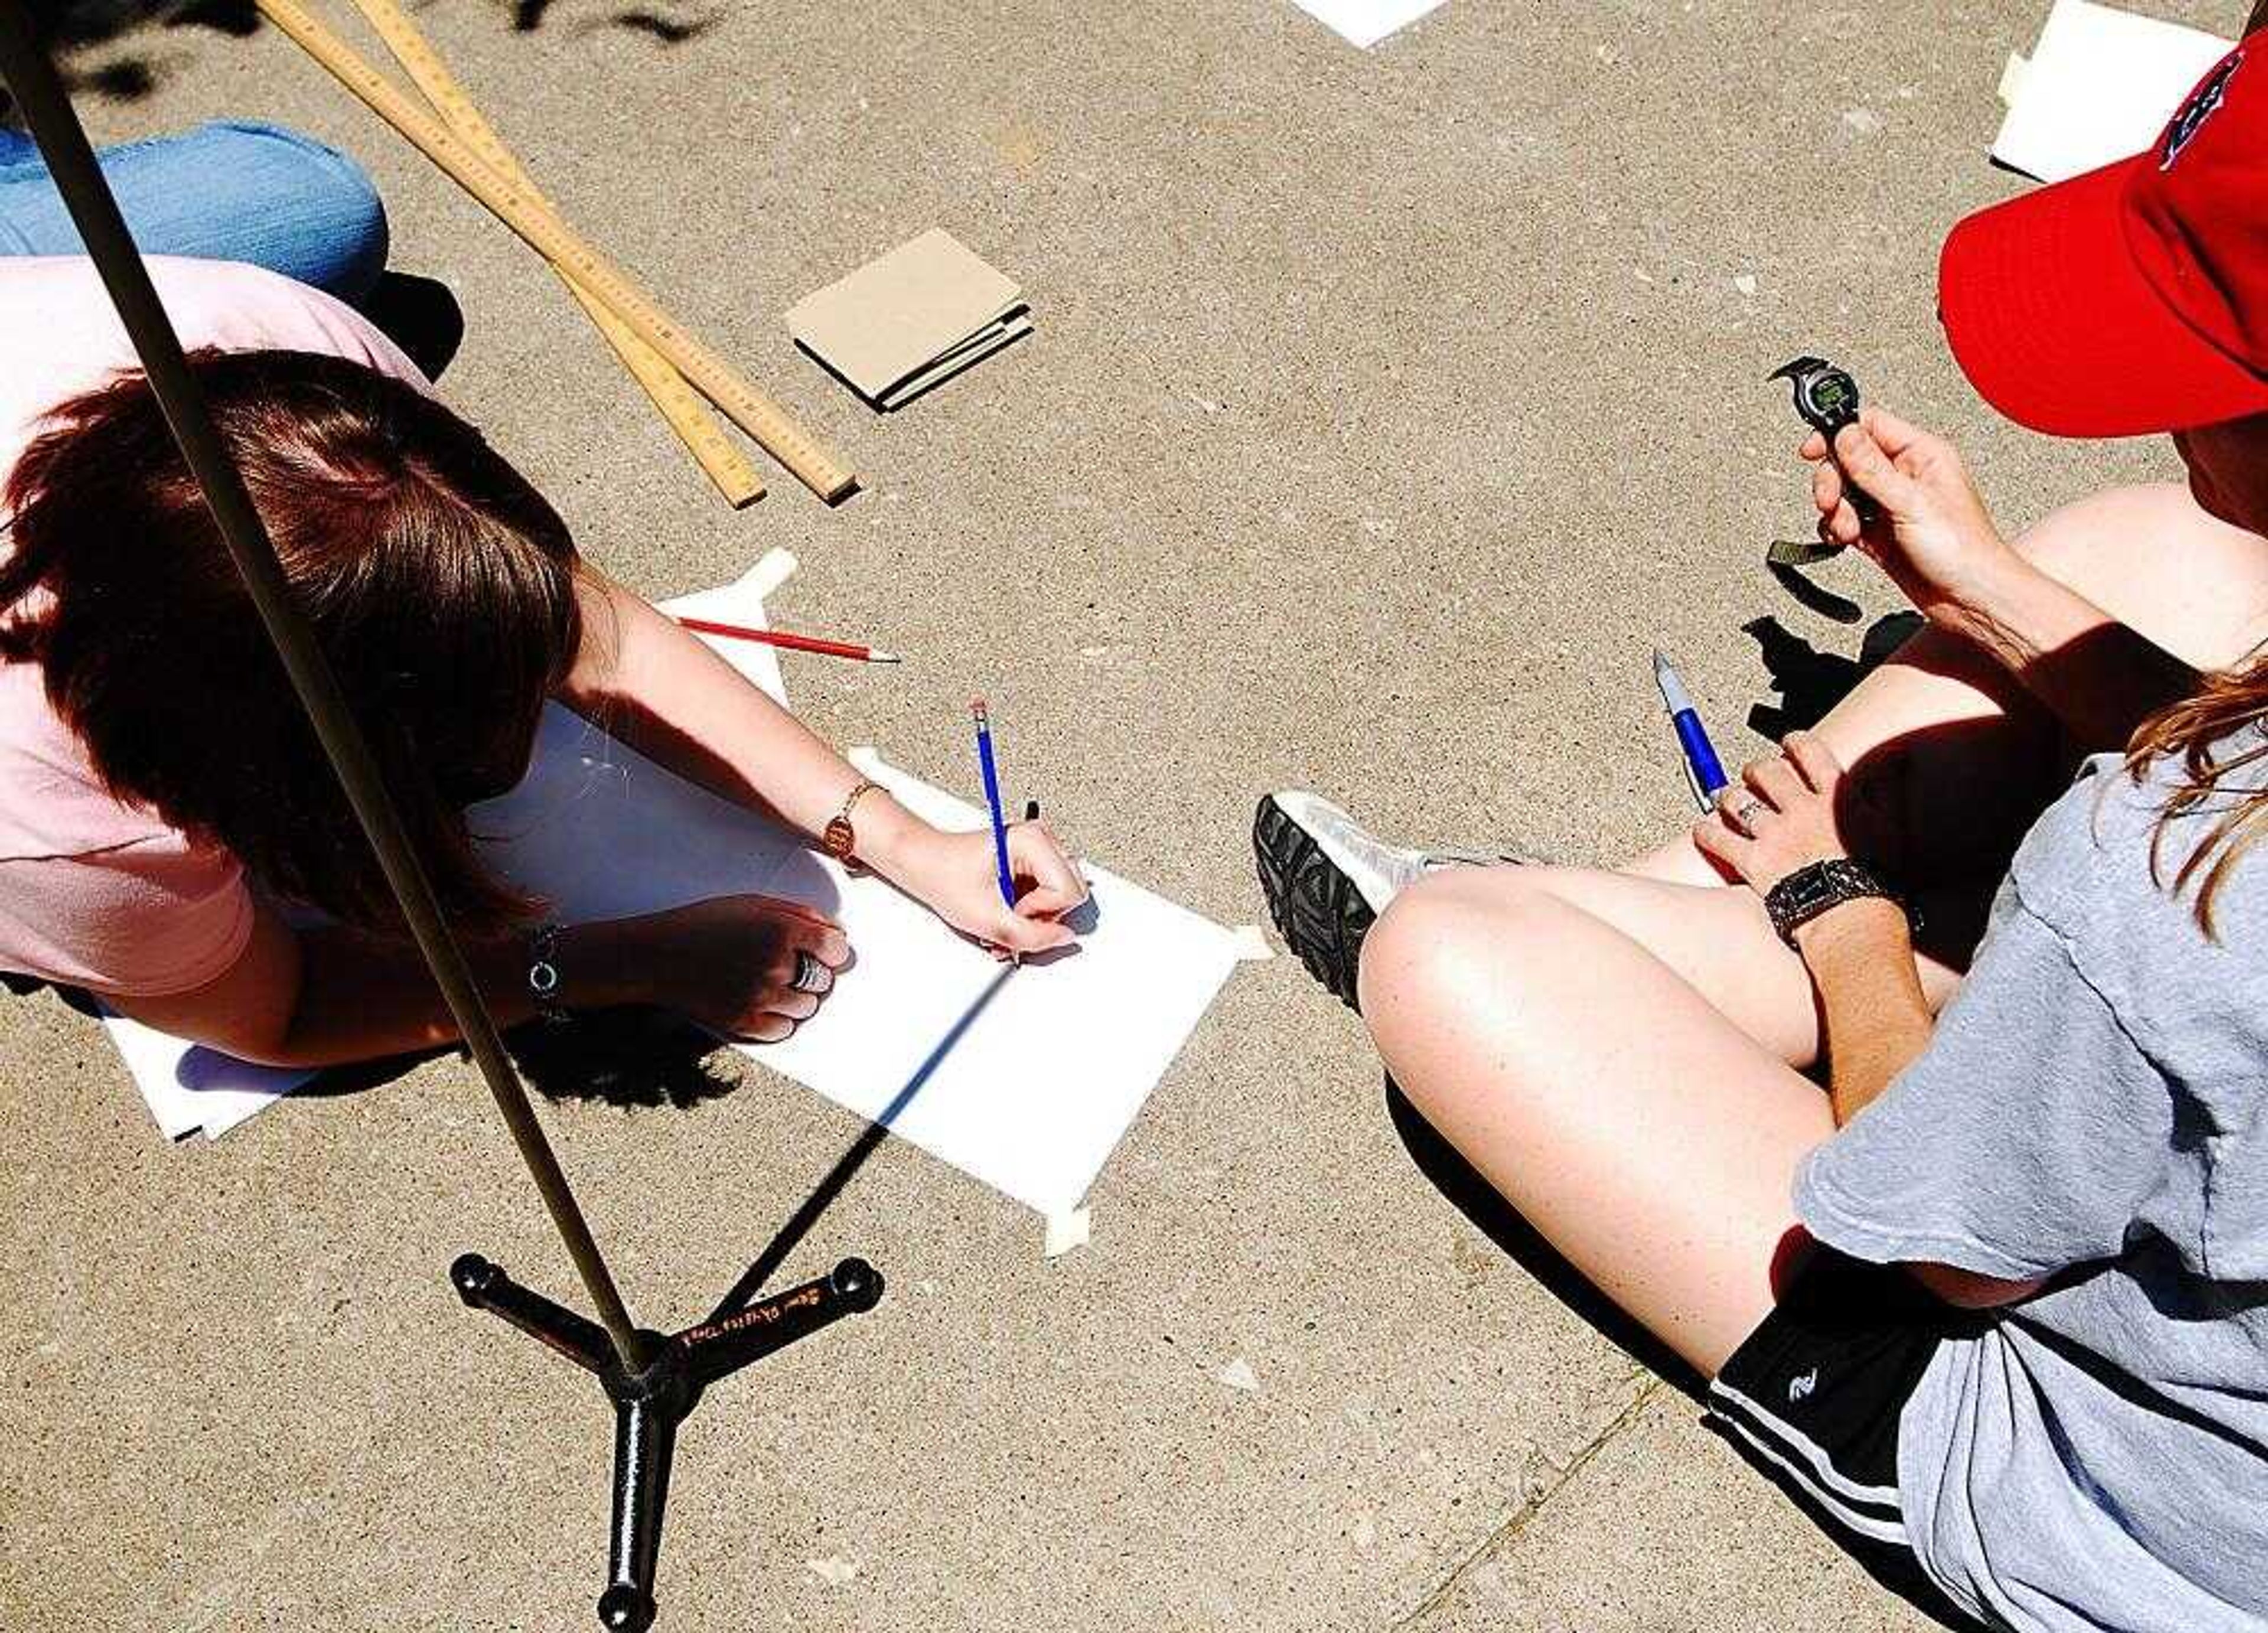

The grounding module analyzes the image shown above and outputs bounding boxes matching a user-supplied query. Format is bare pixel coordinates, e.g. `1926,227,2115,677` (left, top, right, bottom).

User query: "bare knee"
1360,867,1557,1074
2006,483,2268,668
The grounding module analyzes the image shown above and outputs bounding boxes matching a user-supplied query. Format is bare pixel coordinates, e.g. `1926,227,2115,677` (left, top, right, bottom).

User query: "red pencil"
675,615,901,664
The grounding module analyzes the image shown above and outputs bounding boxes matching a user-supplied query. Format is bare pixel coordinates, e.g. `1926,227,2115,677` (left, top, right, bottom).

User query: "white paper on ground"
100,1006,308,1140
762,747,1243,1217
100,560,1243,1216
102,553,798,1140
1998,51,2030,107
400,731,1241,1215
1990,0,2230,182
1288,0,1446,49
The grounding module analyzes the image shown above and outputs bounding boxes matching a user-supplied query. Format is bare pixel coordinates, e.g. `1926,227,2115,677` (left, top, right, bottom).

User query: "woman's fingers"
1781,729,1843,793
1811,455,1843,516
762,987,821,1022
1858,403,1927,458
1715,784,1764,836
1015,884,1086,918
1008,821,1087,910
1741,755,1803,809
992,907,1076,956
1691,810,1744,866
1829,421,1918,513
1812,458,1866,543
793,917,852,969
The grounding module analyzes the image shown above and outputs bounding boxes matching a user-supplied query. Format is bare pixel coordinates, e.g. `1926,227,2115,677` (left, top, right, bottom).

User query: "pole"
0,4,651,1373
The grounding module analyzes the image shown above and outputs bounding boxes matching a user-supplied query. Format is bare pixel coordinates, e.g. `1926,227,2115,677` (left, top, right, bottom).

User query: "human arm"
1807,407,2197,749
1693,732,2048,1308
107,891,851,1068
1692,731,1932,1124
560,568,1086,956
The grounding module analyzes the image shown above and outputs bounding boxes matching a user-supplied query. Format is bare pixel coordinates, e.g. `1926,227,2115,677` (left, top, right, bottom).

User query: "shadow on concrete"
1385,1078,1702,1393
5,0,717,110
703,961,1021,1324
503,1007,739,1109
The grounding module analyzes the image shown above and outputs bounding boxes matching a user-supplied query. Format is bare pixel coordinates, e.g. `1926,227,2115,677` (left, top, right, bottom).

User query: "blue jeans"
0,119,388,303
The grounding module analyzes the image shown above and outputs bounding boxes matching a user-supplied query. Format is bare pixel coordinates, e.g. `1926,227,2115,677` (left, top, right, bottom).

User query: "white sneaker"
1252,792,1522,1011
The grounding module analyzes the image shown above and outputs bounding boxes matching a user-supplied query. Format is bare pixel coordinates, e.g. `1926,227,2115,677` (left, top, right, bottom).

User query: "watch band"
526,921,570,1025
822,778,885,860
1764,859,1904,950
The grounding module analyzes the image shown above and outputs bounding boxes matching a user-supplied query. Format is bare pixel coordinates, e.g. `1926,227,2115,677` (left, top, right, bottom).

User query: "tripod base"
451,1252,884,1632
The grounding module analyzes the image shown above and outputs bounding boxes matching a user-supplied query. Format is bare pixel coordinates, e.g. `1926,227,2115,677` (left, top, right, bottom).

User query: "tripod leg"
674,1258,883,1387
451,1254,615,1376
595,1390,679,1633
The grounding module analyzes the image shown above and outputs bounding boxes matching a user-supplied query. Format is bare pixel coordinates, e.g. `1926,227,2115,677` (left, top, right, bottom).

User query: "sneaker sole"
1253,794,1374,1012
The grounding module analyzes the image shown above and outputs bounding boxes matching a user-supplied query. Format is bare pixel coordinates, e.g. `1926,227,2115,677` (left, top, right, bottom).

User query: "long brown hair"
0,348,582,937
2125,652,2268,938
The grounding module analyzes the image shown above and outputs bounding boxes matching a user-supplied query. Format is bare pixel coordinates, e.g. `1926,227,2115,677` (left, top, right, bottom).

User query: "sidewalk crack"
1392,1376,1665,1629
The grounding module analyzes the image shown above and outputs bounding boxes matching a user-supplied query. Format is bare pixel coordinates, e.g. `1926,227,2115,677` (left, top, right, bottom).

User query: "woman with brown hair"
0,254,1085,1065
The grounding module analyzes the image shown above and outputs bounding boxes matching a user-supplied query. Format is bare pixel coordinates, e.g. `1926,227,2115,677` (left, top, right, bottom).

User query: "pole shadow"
703,960,1021,1324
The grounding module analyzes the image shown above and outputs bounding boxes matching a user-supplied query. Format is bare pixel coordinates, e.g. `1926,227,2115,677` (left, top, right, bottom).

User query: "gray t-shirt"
1795,742,2268,1633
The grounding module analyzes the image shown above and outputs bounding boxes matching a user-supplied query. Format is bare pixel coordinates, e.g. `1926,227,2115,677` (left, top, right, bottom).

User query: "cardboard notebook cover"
787,228,1025,405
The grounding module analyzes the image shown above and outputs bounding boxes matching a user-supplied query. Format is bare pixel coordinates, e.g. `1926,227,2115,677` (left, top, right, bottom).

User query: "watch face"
1784,866,1838,915
1804,371,1856,421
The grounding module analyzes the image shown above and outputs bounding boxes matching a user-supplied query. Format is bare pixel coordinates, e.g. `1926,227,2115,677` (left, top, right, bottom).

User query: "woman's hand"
1806,406,2019,617
589,894,852,1042
1691,731,1852,897
884,820,1089,958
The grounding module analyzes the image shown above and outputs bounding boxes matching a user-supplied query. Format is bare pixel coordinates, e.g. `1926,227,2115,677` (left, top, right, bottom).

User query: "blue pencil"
972,696,1016,908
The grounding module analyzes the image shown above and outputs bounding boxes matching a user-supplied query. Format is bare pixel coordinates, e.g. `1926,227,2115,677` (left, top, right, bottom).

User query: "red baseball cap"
1939,35,2268,438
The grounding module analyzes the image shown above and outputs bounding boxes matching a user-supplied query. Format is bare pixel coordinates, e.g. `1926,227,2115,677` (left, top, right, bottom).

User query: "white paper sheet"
1990,0,2230,182
1288,0,1447,49
467,731,1241,1215
775,749,1244,1216
99,553,1246,1216
100,1008,309,1140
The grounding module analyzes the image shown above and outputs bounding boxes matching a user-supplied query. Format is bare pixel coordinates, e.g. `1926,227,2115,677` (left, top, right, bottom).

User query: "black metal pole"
0,4,650,1373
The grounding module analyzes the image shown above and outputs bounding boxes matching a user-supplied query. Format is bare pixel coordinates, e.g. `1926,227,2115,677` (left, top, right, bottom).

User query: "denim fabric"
0,119,387,301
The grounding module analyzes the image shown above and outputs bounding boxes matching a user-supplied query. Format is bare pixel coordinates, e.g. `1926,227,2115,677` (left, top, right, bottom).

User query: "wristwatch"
1766,354,1872,566
1765,859,1905,949
1768,354,1862,441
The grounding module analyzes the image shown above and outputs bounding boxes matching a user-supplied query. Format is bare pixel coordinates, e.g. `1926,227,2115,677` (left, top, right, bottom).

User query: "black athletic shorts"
1705,1249,1989,1627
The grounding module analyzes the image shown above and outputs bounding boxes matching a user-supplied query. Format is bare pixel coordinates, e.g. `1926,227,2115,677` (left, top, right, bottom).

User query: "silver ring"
790,950,833,995
1732,798,1768,829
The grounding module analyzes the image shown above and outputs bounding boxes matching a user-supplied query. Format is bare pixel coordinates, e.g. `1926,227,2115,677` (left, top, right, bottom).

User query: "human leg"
1270,483,2268,1063
1358,865,1834,1377
0,120,387,301
1542,484,2268,1059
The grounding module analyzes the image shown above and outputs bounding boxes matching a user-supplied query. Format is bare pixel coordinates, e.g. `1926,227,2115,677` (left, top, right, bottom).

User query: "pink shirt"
0,256,426,996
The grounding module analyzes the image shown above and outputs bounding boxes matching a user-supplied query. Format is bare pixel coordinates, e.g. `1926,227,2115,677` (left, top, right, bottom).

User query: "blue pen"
1653,650,1729,810
971,696,1016,908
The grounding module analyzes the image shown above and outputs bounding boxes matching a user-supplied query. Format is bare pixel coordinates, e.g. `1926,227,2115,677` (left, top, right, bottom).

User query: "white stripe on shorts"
1710,1409,1911,1547
1709,1378,1904,1509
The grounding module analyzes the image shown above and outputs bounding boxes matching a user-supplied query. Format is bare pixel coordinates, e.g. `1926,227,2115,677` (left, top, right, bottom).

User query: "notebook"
786,229,1029,410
